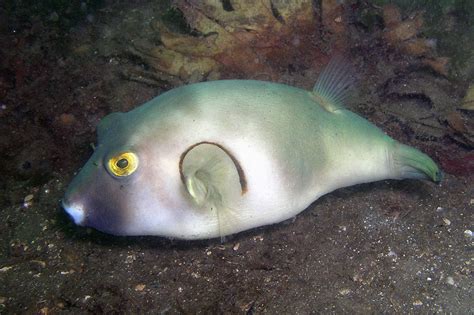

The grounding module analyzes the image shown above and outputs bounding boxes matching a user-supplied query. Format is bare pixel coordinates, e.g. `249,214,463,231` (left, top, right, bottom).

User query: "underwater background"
0,0,473,313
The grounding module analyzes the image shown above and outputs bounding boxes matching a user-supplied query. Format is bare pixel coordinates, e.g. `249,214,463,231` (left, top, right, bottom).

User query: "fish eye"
108,152,138,177
116,158,128,169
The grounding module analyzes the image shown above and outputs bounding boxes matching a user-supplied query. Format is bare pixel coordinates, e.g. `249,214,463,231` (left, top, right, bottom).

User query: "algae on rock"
125,0,332,84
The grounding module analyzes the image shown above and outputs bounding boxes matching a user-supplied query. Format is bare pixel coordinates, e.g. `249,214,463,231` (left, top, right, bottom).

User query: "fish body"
63,62,441,239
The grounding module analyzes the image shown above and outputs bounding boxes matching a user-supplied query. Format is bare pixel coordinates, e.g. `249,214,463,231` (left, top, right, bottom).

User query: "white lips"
62,200,85,225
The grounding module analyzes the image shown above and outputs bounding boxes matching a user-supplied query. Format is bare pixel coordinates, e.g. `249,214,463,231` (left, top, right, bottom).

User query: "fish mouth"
62,199,85,225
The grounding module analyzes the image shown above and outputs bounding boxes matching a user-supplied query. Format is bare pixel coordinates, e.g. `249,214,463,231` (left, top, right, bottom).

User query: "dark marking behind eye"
179,141,248,195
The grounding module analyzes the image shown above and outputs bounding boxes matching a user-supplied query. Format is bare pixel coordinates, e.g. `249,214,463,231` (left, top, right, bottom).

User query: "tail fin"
392,142,442,183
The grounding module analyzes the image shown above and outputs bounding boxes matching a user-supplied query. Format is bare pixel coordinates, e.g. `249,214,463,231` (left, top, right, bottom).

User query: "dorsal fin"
180,142,245,239
311,57,356,113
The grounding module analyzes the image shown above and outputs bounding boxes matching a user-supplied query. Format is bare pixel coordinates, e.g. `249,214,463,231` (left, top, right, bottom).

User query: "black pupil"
116,158,128,169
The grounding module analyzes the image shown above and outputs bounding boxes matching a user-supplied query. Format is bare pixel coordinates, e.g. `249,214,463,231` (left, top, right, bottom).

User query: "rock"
401,38,435,56
442,218,451,226
24,194,34,203
446,276,455,285
0,266,13,272
413,300,423,306
422,57,450,76
339,288,351,295
384,14,424,45
382,4,401,29
381,5,449,64
446,111,467,133
58,113,76,127
321,0,347,48
23,194,34,207
121,0,329,84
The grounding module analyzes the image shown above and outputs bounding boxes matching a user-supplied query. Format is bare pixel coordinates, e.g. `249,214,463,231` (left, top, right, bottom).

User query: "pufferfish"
62,60,441,239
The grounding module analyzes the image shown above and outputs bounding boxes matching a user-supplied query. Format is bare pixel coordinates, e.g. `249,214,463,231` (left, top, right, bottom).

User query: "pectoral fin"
180,142,245,237
184,171,209,206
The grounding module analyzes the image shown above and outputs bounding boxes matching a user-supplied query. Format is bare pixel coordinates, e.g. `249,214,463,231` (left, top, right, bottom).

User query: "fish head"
62,111,176,236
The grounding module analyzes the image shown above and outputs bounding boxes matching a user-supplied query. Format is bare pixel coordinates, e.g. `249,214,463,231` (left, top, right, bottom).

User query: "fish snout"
62,196,86,226
62,171,131,235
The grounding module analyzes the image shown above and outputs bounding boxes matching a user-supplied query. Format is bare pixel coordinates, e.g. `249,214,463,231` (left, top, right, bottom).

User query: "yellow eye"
108,152,139,177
